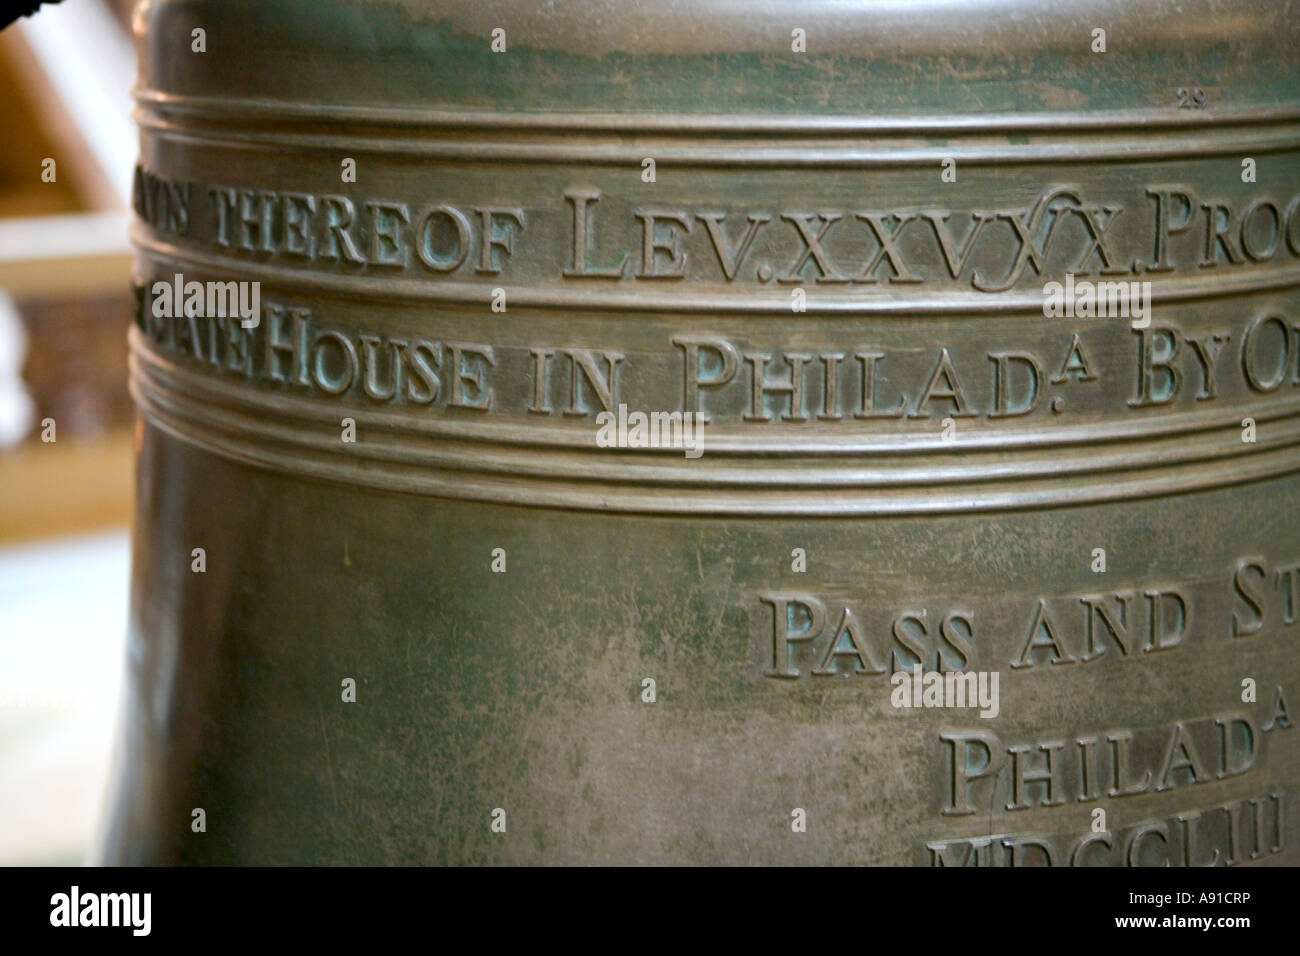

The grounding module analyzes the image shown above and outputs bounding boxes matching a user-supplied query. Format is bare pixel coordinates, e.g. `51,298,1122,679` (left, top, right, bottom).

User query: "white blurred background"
0,0,137,865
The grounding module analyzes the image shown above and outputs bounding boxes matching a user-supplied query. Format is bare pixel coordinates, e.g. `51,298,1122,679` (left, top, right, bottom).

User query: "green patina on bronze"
102,0,1300,864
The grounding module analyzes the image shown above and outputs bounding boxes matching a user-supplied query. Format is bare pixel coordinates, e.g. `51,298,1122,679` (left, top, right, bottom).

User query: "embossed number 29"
1176,87,1207,108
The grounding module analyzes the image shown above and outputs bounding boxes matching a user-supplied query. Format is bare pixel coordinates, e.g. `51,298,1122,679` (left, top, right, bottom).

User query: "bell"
99,0,1300,864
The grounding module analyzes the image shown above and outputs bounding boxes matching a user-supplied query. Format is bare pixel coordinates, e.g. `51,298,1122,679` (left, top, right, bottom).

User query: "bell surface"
100,0,1300,864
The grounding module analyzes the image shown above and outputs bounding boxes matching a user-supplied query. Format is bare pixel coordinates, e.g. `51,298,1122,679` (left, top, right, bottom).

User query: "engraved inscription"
939,697,1292,816
927,792,1288,866
133,167,1300,289
134,288,1300,428
749,558,1299,681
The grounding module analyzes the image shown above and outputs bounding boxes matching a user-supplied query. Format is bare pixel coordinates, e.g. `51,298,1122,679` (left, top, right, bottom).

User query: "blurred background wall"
0,0,137,864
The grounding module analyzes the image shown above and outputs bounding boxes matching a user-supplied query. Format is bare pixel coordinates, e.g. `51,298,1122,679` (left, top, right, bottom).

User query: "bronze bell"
99,0,1300,864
